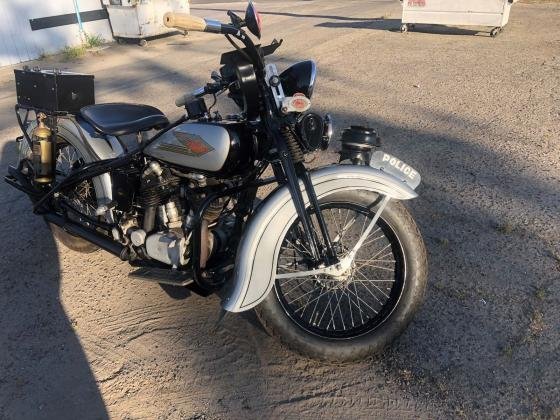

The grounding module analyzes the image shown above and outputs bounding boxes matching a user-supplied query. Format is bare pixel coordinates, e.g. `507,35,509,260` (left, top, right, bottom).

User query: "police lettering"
382,153,417,180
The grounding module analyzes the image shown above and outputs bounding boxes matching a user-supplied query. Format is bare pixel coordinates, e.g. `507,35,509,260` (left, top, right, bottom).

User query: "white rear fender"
25,118,122,211
221,164,418,313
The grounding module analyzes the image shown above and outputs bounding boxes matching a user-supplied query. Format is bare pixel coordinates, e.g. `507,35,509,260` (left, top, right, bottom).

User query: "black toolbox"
14,67,94,114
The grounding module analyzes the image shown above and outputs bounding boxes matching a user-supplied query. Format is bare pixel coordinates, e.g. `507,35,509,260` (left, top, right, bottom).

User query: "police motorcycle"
6,2,427,361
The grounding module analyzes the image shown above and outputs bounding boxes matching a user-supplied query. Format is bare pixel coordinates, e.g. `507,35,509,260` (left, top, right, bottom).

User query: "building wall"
0,0,113,67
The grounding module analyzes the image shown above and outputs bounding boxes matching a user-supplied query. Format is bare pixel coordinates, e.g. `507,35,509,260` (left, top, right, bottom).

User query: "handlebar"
165,11,267,109
175,82,226,108
164,13,216,33
163,12,235,35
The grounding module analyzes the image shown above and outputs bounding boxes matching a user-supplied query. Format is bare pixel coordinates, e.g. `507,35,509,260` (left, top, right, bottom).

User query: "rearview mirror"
245,1,262,39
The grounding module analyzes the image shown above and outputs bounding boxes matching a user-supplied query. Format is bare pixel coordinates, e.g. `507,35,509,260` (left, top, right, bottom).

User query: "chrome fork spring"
281,126,305,163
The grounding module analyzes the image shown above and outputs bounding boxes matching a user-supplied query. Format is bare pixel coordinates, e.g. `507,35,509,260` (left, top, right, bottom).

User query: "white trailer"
103,0,190,46
399,0,519,37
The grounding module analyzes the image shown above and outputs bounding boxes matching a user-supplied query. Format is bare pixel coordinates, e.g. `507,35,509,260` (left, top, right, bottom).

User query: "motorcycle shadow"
0,141,108,419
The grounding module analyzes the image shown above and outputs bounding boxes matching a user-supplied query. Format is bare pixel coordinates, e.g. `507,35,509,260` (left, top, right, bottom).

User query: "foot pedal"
129,267,194,287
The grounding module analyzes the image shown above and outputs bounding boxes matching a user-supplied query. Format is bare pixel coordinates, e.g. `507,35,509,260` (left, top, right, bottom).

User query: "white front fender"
221,164,418,313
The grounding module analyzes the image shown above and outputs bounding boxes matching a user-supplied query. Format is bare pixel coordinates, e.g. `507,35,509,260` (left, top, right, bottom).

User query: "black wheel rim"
275,201,405,340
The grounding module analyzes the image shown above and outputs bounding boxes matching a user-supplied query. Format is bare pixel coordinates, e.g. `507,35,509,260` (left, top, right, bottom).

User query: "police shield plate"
369,151,421,190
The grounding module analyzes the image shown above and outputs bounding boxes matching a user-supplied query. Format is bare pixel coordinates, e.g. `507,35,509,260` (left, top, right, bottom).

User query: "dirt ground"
0,1,559,419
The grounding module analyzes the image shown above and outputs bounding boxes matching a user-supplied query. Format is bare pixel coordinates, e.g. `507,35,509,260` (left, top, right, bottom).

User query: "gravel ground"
0,1,559,419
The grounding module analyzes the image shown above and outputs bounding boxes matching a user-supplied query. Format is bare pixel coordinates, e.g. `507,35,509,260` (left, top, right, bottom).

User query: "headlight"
280,60,317,99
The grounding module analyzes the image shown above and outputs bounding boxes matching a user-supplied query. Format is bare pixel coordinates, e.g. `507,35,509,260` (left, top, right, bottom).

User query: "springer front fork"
273,141,395,281
274,135,338,267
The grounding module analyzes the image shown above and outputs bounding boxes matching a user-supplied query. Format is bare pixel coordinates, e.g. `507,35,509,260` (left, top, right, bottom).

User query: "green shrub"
84,33,105,48
62,45,86,60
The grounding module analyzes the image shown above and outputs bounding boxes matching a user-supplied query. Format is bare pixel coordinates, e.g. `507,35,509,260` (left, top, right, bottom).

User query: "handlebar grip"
163,13,208,32
175,86,206,107
175,93,191,108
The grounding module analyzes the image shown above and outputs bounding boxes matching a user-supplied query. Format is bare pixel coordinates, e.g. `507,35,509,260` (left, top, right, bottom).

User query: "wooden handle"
163,12,207,32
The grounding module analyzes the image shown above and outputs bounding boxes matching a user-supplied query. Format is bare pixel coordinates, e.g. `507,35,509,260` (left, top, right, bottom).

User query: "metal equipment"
399,0,519,37
103,0,190,46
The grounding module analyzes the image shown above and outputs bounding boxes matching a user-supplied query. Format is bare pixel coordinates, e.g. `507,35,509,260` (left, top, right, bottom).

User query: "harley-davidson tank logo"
158,131,215,156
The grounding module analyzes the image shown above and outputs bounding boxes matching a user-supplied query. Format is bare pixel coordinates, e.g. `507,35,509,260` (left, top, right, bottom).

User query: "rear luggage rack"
15,66,95,115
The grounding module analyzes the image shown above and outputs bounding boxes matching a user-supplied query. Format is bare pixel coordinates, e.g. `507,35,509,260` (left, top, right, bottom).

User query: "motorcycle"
5,2,427,361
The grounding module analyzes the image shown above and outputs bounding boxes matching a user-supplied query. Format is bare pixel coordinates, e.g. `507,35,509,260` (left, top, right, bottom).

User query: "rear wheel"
49,141,100,253
19,135,100,253
255,190,428,361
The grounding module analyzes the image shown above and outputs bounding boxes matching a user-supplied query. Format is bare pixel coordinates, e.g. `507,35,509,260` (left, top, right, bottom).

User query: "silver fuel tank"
144,122,254,175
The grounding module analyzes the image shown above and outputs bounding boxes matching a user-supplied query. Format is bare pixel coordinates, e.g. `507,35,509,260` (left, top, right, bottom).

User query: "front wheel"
255,190,428,361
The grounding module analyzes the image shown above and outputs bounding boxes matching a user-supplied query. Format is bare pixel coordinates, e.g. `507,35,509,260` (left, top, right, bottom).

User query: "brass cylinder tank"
31,113,54,183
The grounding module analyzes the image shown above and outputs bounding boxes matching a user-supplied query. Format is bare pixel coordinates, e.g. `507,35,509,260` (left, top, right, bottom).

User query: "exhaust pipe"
43,213,127,259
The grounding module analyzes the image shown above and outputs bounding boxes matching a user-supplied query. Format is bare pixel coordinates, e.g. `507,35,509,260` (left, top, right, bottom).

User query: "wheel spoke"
327,292,336,330
345,285,379,315
355,268,391,299
297,284,325,318
352,279,396,283
343,288,355,327
284,239,310,257
317,291,335,328
287,283,327,305
355,262,395,272
332,289,346,331
305,285,326,323
352,281,366,324
345,288,371,321
360,232,384,248
282,278,313,296
354,258,396,264
357,244,392,265
338,209,352,245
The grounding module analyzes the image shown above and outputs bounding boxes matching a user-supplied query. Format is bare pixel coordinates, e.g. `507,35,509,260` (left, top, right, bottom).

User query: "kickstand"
213,308,229,332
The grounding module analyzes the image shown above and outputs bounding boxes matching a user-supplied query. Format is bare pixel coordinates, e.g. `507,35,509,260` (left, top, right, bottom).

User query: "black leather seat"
80,103,169,136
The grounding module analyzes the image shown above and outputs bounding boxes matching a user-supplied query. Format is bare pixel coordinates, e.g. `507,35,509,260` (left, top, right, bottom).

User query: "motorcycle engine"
124,161,227,269
143,200,190,268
